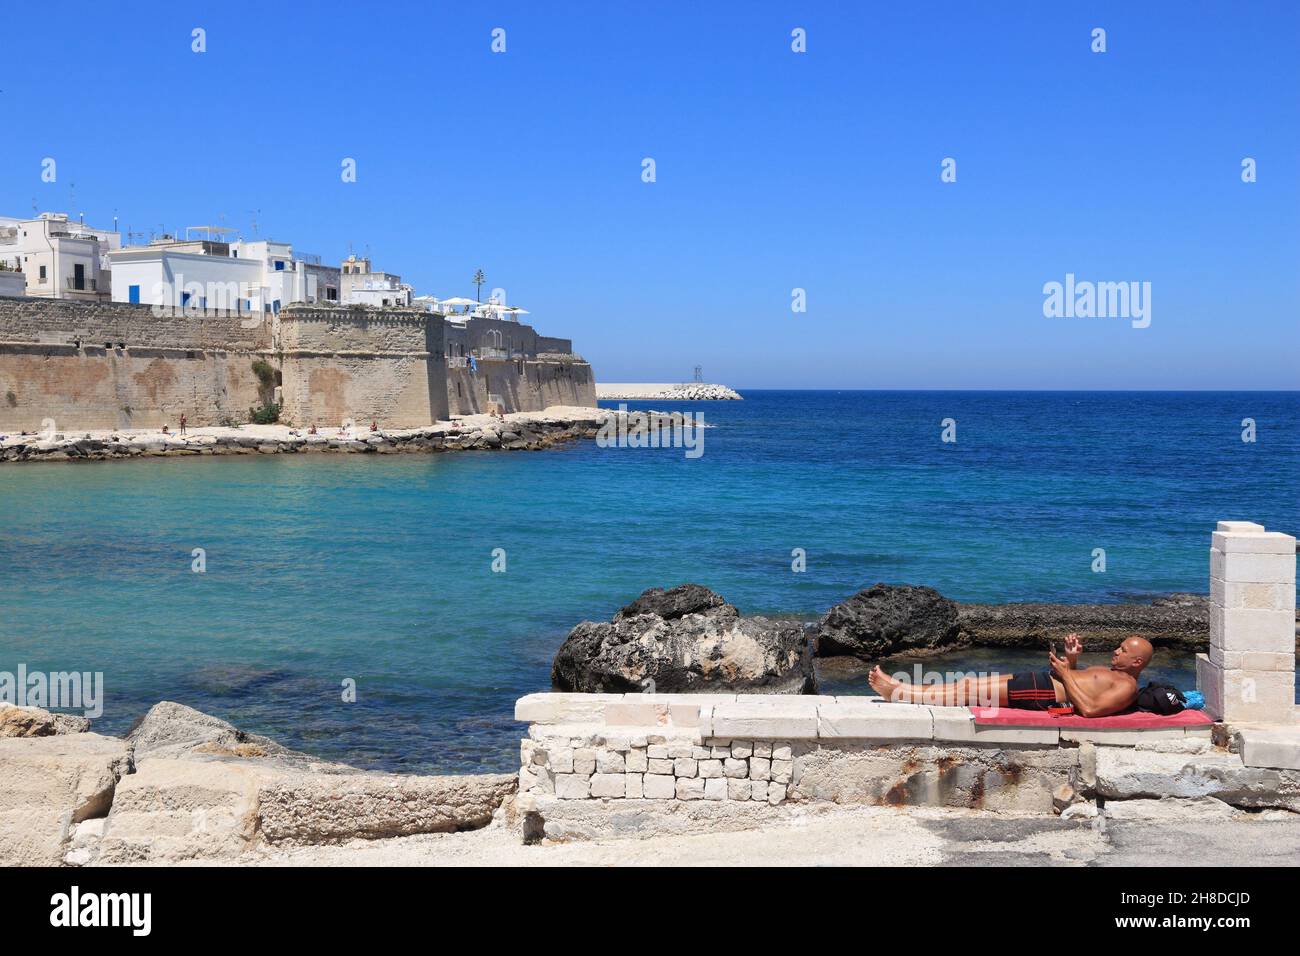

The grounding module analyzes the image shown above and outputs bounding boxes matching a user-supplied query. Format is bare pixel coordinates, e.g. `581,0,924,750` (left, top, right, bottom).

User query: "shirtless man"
867,634,1153,717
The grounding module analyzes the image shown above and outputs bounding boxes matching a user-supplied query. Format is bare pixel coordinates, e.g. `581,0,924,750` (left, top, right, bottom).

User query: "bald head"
1111,636,1153,675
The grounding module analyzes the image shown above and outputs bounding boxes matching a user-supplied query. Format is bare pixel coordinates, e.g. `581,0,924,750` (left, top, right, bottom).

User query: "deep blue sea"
1,391,1296,772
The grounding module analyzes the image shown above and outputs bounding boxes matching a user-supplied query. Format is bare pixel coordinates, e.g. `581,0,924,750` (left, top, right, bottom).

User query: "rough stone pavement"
192,804,1300,867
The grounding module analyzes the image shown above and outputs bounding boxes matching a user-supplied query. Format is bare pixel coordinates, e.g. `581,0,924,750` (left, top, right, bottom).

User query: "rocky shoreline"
0,406,613,464
955,593,1227,653
549,585,1298,693
0,700,518,866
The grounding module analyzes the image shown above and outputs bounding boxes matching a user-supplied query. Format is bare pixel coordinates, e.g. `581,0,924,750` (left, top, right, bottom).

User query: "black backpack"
1136,682,1186,715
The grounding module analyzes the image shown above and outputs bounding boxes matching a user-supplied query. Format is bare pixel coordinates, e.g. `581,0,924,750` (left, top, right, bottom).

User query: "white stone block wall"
1200,521,1297,723
1201,528,1294,723
521,726,795,805
514,691,1213,808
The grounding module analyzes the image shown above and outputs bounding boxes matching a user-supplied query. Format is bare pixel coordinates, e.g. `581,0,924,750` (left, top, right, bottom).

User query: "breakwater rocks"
0,405,612,464
954,593,1227,653
552,584,816,695
816,586,1252,660
596,383,743,400
557,585,1295,685
0,700,517,866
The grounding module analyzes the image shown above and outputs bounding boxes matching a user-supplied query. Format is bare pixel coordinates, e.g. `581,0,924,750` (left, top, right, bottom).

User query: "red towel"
970,707,1215,728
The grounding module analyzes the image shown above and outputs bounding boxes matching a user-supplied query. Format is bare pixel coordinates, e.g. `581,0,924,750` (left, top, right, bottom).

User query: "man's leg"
869,666,1010,706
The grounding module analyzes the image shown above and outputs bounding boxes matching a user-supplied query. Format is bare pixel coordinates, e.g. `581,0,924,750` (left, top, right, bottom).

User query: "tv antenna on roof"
248,209,260,237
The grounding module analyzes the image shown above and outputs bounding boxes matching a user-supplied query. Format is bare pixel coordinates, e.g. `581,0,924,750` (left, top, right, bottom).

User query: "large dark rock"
816,584,960,659
551,585,816,694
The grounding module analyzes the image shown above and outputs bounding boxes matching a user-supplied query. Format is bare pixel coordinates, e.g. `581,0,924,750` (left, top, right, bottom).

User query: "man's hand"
1048,649,1071,681
1063,633,1082,668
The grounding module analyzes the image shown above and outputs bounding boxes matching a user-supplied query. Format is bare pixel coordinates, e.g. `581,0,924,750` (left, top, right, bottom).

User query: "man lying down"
867,633,1154,718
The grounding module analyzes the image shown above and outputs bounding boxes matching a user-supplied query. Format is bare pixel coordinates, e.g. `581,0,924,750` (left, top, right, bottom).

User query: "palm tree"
473,269,486,303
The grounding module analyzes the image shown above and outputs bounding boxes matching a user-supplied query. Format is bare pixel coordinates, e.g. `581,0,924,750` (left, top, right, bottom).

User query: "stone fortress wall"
0,297,272,430
276,305,449,427
0,297,595,431
442,312,593,415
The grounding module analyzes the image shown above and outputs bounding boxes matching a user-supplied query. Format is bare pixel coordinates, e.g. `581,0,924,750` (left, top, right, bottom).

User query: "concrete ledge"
516,693,1215,746
710,700,820,740
816,699,932,740
1234,726,1300,771
514,693,624,725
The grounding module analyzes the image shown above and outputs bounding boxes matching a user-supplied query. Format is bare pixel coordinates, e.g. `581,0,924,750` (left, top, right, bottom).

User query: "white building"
108,239,265,313
107,234,341,315
0,213,120,300
340,255,411,307
230,240,340,309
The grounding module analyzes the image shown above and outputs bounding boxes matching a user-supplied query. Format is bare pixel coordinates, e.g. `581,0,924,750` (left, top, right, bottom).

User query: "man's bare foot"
868,665,903,702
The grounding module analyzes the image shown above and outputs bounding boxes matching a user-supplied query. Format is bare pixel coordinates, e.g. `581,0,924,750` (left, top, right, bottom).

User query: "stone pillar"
1196,521,1297,723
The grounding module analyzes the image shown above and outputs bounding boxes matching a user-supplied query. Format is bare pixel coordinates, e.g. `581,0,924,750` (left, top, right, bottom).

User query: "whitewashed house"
0,213,120,300
108,233,341,316
108,239,264,313
340,254,411,307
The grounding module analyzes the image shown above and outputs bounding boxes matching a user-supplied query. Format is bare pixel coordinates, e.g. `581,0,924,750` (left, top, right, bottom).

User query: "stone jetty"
596,383,742,400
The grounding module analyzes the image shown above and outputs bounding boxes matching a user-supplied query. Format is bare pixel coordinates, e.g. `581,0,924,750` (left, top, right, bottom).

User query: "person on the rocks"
178,414,187,436
868,633,1153,717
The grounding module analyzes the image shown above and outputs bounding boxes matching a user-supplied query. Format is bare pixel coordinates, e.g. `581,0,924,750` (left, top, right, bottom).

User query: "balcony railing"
65,277,97,291
472,347,509,360
447,356,470,368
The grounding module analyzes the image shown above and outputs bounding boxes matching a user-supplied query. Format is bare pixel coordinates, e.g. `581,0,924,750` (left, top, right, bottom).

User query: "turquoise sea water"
0,391,1296,772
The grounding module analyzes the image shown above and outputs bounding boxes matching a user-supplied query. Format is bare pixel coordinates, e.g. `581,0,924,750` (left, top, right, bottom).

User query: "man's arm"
1048,652,1136,717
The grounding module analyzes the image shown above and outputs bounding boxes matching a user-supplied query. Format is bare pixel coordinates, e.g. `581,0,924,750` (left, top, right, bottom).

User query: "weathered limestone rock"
551,585,816,694
817,584,959,659
0,733,131,865
124,700,347,771
256,772,517,844
64,818,108,867
0,702,91,737
96,757,273,864
125,701,289,760
1095,747,1300,810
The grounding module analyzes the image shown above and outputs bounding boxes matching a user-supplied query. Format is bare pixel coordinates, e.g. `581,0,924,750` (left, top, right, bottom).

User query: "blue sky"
4,1,1297,388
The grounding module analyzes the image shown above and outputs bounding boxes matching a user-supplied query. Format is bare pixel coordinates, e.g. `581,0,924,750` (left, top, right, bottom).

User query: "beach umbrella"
437,296,478,306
